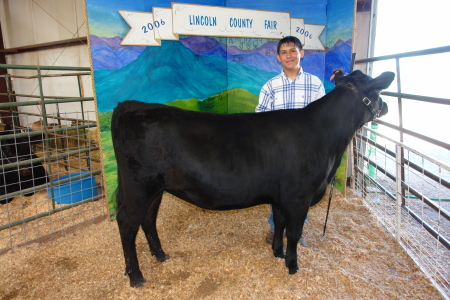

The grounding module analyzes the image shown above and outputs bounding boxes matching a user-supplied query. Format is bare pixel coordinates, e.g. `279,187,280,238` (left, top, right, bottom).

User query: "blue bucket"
47,171,98,204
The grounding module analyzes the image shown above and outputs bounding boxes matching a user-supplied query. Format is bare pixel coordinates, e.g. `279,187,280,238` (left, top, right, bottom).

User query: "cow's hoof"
288,265,299,275
273,250,285,259
129,275,146,288
156,253,170,262
151,250,170,262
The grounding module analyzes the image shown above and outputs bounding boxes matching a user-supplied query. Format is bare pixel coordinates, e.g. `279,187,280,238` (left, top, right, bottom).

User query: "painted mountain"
93,40,275,112
325,39,352,81
91,35,351,112
89,35,145,70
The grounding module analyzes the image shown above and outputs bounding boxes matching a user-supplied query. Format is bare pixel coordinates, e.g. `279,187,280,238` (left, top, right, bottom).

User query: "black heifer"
0,124,49,204
111,70,395,287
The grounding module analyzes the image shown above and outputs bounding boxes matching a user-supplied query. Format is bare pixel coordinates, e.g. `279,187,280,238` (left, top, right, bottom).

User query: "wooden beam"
0,37,88,54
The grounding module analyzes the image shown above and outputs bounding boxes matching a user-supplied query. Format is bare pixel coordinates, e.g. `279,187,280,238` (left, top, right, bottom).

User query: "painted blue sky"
326,0,354,44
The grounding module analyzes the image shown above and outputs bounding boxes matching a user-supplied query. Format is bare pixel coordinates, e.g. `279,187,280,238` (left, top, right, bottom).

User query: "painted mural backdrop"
85,0,354,216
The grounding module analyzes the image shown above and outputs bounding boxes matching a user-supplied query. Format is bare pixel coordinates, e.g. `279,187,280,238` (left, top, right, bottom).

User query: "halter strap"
337,82,381,120
362,97,382,119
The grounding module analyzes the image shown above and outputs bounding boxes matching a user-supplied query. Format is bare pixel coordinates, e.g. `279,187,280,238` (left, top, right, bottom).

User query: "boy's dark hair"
277,36,303,55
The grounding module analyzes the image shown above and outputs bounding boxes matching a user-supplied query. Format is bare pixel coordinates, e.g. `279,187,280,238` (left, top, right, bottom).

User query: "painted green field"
334,150,347,196
100,131,117,216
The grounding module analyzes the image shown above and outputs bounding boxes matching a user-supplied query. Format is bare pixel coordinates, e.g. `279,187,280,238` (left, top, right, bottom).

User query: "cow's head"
333,70,395,122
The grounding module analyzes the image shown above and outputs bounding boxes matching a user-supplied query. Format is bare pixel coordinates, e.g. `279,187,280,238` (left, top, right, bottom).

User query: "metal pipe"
0,124,96,141
4,74,18,127
381,91,450,106
374,120,450,151
403,205,450,251
0,146,99,175
367,0,379,76
0,97,94,108
355,45,450,64
0,64,91,71
37,67,56,209
0,93,93,100
361,126,450,172
0,73,91,80
0,72,91,79
395,145,403,241
400,182,450,222
357,132,450,190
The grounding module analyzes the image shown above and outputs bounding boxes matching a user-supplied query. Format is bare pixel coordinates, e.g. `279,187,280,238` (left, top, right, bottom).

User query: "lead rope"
322,176,336,236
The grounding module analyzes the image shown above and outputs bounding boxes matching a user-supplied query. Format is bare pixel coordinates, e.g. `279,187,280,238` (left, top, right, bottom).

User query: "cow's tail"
114,169,124,216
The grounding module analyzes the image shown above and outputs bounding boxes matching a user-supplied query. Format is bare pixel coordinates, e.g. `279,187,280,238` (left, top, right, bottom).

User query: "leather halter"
338,82,382,120
362,97,382,119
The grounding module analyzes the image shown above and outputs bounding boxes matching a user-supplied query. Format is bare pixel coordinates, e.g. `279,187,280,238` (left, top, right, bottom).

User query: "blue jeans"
268,205,308,232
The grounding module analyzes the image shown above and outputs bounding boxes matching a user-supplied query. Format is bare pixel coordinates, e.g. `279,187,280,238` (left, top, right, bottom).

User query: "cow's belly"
164,169,279,210
163,163,327,211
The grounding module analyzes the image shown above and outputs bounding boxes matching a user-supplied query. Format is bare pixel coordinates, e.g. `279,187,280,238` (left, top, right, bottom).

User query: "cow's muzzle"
379,101,388,117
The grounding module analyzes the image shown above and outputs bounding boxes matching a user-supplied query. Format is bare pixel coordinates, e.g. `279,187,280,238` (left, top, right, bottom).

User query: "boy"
255,36,325,245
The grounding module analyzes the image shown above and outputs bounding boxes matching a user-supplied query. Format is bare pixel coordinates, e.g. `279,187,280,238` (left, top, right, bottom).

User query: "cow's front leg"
285,238,299,274
284,207,308,274
271,204,285,258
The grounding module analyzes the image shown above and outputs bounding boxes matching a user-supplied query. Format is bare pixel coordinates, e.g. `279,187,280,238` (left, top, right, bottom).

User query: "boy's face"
277,42,304,72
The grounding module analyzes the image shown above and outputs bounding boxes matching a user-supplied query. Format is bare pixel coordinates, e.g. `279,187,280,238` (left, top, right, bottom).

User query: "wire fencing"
352,126,450,299
0,64,106,254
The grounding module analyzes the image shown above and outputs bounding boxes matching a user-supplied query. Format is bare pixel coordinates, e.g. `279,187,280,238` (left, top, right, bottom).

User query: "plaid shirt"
256,68,325,112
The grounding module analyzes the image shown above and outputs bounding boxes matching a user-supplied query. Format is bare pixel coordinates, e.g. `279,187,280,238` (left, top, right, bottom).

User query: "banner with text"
119,3,325,50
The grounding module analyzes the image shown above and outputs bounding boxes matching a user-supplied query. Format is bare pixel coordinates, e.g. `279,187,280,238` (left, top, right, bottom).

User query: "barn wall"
0,0,94,126
0,0,86,48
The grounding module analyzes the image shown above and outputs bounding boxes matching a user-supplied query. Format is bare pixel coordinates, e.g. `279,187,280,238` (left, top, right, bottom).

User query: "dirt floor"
0,189,444,299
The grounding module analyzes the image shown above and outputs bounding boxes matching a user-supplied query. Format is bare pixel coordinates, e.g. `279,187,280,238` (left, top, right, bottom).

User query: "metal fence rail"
0,64,106,254
353,46,450,299
353,127,450,298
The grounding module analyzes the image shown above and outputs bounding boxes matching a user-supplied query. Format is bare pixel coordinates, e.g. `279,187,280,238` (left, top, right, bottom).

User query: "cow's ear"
330,69,345,85
367,71,395,91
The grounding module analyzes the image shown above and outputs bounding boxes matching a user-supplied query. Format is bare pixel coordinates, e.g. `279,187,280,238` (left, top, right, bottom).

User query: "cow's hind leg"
141,191,169,262
271,204,286,258
117,203,147,287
